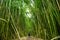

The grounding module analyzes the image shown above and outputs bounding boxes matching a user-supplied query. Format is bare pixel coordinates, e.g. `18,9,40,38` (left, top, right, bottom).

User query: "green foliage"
0,0,60,40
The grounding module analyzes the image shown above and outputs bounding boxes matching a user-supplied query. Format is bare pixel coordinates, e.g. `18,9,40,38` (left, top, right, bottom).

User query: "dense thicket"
0,0,60,40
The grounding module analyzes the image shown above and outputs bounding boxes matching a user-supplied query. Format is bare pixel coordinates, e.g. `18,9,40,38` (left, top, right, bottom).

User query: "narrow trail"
13,36,43,40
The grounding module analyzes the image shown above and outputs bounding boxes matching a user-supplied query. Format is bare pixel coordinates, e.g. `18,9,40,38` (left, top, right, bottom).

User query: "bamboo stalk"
56,0,60,10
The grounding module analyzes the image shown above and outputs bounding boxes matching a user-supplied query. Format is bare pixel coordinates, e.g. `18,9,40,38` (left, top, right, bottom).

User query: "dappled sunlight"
25,13,32,18
30,0,34,7
25,8,32,18
26,8,30,13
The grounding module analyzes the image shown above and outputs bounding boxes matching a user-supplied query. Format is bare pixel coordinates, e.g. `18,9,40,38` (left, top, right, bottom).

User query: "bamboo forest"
0,0,60,40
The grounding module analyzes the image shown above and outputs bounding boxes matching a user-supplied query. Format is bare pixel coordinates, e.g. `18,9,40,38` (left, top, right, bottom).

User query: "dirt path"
13,36,43,40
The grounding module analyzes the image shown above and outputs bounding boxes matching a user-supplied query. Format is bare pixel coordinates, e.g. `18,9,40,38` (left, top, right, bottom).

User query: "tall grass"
0,0,60,40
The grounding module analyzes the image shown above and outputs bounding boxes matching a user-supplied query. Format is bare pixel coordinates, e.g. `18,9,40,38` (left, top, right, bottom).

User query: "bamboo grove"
0,0,60,40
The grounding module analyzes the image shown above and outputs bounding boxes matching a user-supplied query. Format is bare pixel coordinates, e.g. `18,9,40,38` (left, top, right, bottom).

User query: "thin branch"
51,36,60,40
0,18,7,23
56,0,60,10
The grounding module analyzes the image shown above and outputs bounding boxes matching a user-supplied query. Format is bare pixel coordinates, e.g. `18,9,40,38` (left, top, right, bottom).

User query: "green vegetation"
0,0,60,40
